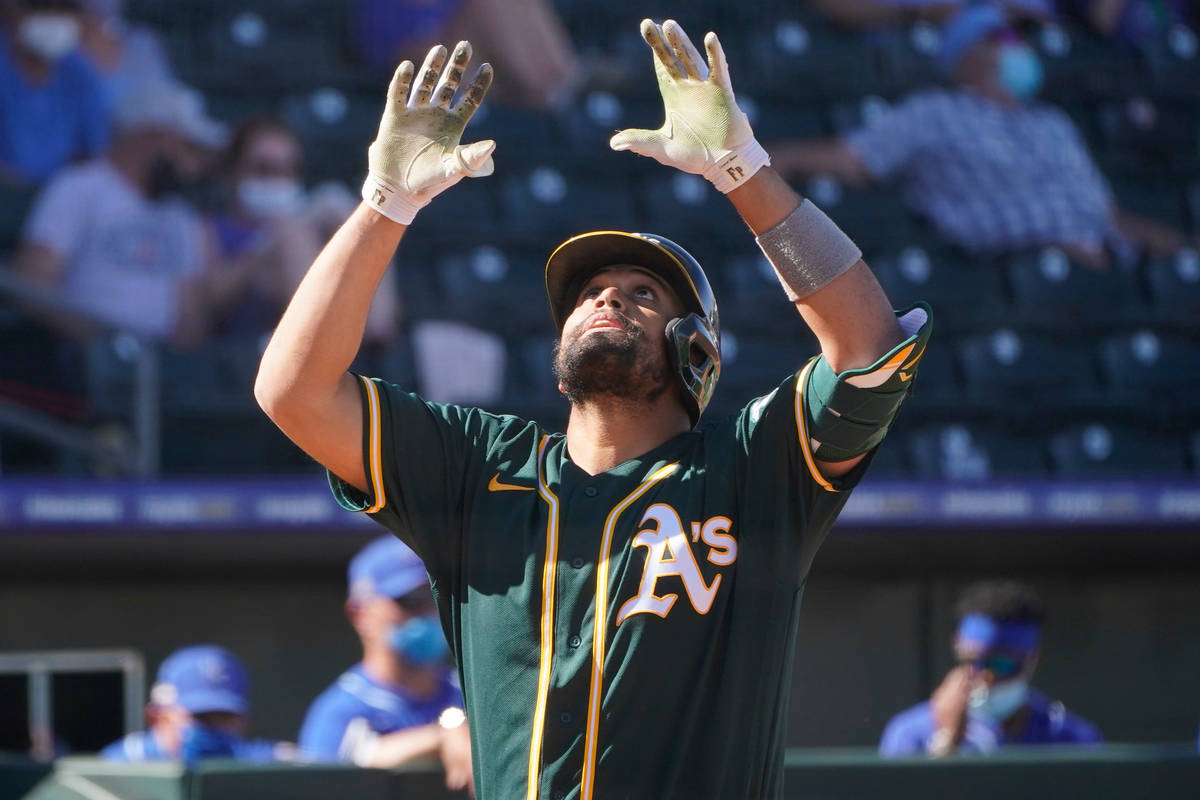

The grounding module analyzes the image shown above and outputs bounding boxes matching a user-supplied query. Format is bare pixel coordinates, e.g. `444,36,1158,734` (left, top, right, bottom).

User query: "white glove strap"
362,171,426,226
702,139,770,194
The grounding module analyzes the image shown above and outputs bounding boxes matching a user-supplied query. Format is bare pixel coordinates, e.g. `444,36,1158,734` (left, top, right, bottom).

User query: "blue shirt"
0,39,109,183
298,663,463,764
99,730,285,763
879,688,1103,757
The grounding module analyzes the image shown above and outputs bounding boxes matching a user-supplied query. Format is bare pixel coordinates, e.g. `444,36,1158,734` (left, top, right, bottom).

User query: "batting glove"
363,41,495,225
610,19,769,195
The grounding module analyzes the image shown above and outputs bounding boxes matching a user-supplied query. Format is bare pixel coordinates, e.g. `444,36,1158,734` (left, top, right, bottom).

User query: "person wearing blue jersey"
100,645,294,763
298,536,472,793
880,581,1103,757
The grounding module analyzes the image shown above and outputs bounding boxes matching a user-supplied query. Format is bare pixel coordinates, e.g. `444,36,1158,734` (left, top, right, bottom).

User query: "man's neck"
564,398,690,475
7,37,53,84
960,81,1018,110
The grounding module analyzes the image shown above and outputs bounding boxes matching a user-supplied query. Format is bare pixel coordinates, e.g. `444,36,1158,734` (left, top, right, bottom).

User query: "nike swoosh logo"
488,474,535,493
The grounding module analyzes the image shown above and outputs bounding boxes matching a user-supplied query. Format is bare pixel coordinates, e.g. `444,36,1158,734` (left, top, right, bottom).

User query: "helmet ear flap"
665,314,721,426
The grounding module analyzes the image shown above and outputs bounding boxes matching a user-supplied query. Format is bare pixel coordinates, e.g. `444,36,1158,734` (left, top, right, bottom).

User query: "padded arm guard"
804,302,932,462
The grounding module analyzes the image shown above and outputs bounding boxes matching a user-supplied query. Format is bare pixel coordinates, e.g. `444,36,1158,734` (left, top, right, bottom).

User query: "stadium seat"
0,183,38,256
1143,23,1200,100
717,252,820,338
957,328,1098,416
870,246,1010,334
1007,247,1148,331
200,7,348,91
741,15,883,101
1143,249,1200,328
1097,330,1200,421
281,89,381,184
707,332,817,418
1048,422,1188,477
432,244,549,335
1037,22,1144,101
908,421,1047,480
498,165,637,243
640,173,747,242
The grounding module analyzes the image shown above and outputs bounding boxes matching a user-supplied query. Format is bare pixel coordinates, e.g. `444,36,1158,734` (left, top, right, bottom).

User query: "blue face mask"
968,678,1030,724
389,616,450,667
997,43,1044,101
180,723,241,763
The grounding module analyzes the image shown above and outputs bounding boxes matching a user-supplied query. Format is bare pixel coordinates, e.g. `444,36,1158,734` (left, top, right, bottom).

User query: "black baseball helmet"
544,231,720,426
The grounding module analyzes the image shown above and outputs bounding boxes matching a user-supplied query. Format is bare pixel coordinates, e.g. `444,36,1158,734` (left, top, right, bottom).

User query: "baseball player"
298,536,472,793
256,18,932,800
99,645,293,763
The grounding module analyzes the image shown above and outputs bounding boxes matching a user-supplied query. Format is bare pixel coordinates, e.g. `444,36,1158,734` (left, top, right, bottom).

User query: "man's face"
147,705,247,756
553,265,684,407
955,643,1035,690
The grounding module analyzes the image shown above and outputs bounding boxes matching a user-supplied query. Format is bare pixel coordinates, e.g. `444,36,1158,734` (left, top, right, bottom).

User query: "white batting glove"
363,41,496,225
610,19,768,195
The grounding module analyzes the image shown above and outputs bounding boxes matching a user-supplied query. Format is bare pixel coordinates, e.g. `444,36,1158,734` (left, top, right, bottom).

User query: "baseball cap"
939,4,1009,73
149,645,249,715
544,231,710,331
348,536,430,603
113,80,229,149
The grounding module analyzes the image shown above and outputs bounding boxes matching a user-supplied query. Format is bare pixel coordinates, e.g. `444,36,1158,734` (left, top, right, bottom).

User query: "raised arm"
611,20,929,479
254,42,495,493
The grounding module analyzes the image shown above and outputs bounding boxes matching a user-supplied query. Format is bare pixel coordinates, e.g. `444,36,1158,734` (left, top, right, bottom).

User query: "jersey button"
568,634,581,648
584,486,598,497
570,557,584,569
559,711,572,724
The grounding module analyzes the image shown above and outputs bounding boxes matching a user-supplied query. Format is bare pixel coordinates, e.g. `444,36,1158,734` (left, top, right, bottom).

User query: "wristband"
755,199,862,301
703,139,770,194
362,171,425,225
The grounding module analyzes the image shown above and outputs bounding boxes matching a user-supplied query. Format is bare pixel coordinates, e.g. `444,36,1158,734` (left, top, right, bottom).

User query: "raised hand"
363,41,495,225
610,19,768,194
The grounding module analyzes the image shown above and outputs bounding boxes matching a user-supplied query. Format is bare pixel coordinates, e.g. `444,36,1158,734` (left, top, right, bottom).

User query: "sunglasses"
961,653,1026,680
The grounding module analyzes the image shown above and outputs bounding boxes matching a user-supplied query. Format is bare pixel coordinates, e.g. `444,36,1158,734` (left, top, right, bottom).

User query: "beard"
552,312,673,408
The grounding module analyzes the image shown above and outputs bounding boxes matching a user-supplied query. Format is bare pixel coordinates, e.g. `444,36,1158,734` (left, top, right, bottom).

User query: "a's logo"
616,504,737,625
488,473,534,493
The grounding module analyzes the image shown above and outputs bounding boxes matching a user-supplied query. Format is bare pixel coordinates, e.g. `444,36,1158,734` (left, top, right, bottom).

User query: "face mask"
146,154,182,201
389,616,450,667
18,14,81,61
997,43,1043,101
968,678,1030,724
179,722,241,764
236,177,305,218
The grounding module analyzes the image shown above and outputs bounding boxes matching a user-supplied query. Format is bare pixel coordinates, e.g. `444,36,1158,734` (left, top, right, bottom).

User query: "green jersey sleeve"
732,359,877,574
326,374,527,579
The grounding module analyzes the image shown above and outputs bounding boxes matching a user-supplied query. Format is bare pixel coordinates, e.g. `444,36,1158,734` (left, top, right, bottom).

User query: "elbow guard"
804,302,932,462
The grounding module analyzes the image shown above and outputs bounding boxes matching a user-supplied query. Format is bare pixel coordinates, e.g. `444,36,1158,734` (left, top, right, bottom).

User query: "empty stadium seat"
1048,423,1187,477
870,246,1009,334
909,422,1046,480
498,165,636,242
640,173,747,241
281,89,381,183
717,252,820,337
707,332,818,418
1007,247,1148,331
741,15,883,101
957,328,1098,416
1097,330,1200,421
1143,249,1200,327
432,244,549,335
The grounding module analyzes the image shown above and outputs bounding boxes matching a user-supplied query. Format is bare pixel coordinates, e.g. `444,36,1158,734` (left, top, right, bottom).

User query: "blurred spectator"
77,0,174,110
0,0,108,184
1059,0,1193,47
209,116,398,343
299,536,471,793
100,645,295,763
354,0,580,108
804,0,1052,29
879,581,1102,757
11,79,237,348
770,3,1191,268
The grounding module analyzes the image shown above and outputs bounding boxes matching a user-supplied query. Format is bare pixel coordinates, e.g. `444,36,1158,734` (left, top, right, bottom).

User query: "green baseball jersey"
329,359,872,800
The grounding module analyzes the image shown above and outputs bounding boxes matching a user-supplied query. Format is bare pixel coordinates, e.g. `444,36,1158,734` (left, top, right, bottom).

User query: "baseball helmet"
544,231,720,425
